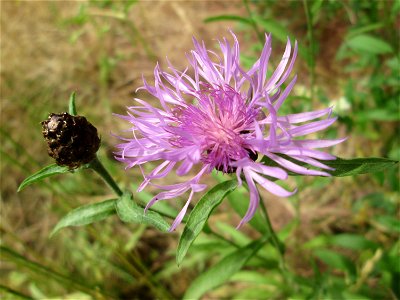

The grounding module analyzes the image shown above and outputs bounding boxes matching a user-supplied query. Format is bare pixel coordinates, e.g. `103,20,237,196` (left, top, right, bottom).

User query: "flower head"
115,32,344,231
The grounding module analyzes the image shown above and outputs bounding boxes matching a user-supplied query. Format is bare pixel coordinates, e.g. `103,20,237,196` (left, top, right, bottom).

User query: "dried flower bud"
41,112,100,168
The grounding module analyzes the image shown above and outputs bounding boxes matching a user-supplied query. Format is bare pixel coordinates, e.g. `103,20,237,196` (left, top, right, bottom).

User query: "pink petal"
251,171,296,197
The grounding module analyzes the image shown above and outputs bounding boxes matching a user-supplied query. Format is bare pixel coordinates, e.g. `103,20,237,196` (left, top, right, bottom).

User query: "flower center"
169,84,258,173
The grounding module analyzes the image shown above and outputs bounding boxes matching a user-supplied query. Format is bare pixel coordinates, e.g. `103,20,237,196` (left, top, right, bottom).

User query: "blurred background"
1,0,399,299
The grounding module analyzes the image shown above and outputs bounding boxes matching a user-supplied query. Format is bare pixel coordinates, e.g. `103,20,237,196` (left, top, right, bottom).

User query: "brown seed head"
41,112,100,169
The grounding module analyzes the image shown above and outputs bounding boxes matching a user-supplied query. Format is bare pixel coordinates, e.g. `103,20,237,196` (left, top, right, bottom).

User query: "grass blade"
0,246,110,298
183,238,267,300
204,15,252,25
0,284,33,300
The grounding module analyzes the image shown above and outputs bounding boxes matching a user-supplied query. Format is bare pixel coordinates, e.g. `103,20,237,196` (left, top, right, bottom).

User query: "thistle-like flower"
115,32,344,231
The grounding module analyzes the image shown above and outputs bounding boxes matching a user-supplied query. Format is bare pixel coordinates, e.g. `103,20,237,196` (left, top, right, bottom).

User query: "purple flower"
115,32,344,231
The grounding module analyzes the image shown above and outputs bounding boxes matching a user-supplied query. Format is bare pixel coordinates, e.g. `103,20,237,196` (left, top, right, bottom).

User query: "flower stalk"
258,198,285,255
88,156,123,197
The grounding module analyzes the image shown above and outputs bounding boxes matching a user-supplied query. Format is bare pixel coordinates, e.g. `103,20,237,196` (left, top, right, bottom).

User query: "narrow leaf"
177,180,238,266
326,157,398,177
183,239,266,300
130,183,180,220
51,199,116,237
18,164,71,192
346,23,384,39
115,192,170,232
204,15,252,25
0,285,33,300
357,109,400,121
230,270,270,284
346,34,393,54
69,92,77,115
233,287,274,300
227,187,268,235
215,222,251,246
314,249,356,277
213,173,268,234
329,234,378,250
262,155,398,177
254,17,290,43
373,215,400,233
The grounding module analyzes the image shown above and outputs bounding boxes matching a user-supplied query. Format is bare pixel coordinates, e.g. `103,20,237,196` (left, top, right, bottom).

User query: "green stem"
0,284,34,300
303,0,316,100
87,157,178,221
239,178,287,264
243,0,264,45
258,199,285,255
258,197,291,279
88,157,123,197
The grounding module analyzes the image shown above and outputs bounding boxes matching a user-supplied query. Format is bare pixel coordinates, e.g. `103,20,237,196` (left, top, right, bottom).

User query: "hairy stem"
258,198,290,276
89,156,123,197
259,198,285,254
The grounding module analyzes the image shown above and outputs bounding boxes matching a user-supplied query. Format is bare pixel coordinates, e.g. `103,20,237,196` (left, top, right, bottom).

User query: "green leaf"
68,92,77,115
311,0,324,25
183,239,266,300
176,180,237,266
341,291,373,300
346,34,393,54
357,109,400,121
346,23,384,39
213,172,268,234
261,156,398,177
314,249,356,276
303,235,329,249
130,183,180,220
233,287,275,300
115,192,170,232
17,164,71,192
373,215,400,233
326,157,398,177
204,15,252,25
254,17,290,43
50,199,116,237
329,234,378,250
230,271,269,285
227,186,268,235
215,222,251,246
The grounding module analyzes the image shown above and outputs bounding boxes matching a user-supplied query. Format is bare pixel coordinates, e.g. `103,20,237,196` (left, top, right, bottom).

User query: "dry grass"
0,1,250,297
